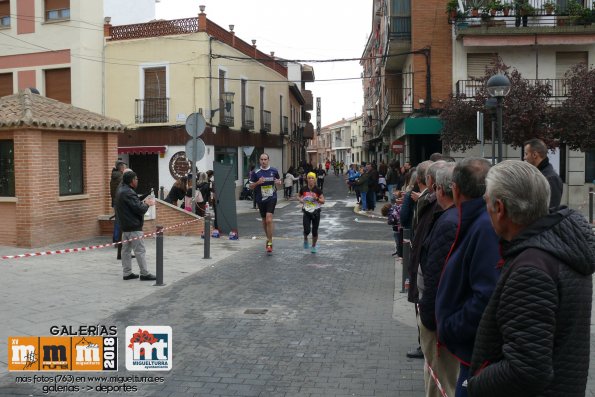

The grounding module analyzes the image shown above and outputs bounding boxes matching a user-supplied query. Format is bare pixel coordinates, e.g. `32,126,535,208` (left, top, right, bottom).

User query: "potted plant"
488,0,503,15
502,1,511,15
518,1,535,16
543,1,556,15
469,0,486,16
446,0,460,19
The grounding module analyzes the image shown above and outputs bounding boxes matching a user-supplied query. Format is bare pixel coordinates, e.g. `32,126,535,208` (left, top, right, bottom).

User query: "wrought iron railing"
242,105,254,130
109,18,198,41
135,97,169,123
456,78,569,98
219,99,234,127
282,116,288,135
261,110,271,133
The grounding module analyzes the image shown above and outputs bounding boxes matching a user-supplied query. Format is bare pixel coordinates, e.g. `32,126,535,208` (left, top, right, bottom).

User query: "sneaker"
123,273,139,280
406,346,424,359
303,241,309,249
266,241,273,253
140,274,157,281
311,246,317,254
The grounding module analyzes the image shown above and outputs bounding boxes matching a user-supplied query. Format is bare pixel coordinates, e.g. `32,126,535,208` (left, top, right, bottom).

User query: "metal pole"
589,187,593,225
155,225,165,286
401,228,411,293
203,215,211,259
497,97,503,163
491,119,496,165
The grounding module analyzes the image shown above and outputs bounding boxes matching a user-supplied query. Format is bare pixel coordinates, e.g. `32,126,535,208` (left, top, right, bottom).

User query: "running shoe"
303,241,309,249
266,241,273,254
311,246,317,254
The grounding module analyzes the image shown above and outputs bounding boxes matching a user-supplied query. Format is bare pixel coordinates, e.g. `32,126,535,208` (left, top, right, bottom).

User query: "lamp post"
299,120,307,165
210,91,235,123
486,74,511,163
485,97,498,164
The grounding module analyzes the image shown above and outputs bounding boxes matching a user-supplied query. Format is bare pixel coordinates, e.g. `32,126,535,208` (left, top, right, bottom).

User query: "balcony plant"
468,0,486,16
446,0,460,18
543,1,556,15
567,0,593,24
516,0,535,16
502,1,512,15
488,0,504,15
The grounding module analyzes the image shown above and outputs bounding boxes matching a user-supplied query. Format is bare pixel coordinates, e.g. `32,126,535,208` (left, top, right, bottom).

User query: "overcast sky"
155,0,372,127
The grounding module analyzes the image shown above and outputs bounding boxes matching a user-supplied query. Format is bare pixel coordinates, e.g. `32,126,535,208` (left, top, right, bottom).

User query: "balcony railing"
261,110,271,133
282,116,288,135
135,97,169,123
242,105,254,130
390,16,411,39
453,0,594,28
219,98,234,127
456,78,570,104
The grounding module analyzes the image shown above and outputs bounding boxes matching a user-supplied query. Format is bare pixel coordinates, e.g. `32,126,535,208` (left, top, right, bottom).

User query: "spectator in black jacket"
417,162,459,397
115,171,156,281
523,138,563,209
468,160,595,397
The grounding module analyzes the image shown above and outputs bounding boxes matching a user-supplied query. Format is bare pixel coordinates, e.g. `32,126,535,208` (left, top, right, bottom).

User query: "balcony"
135,97,169,123
455,78,569,105
453,0,595,39
260,110,271,133
303,90,314,111
242,105,254,131
218,98,234,127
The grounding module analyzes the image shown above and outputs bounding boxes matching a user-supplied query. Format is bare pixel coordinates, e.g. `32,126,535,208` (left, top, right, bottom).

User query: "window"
142,66,167,123
467,53,498,79
0,72,12,97
0,0,9,27
59,141,84,195
0,140,15,197
45,68,71,104
45,0,70,21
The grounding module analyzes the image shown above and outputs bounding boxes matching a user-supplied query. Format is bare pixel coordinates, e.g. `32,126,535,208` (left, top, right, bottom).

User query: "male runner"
249,153,282,253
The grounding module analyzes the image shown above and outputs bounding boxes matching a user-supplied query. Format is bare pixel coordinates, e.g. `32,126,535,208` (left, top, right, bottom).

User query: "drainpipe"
209,36,213,124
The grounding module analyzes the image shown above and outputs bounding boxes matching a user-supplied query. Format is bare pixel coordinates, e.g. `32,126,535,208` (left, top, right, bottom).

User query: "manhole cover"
244,309,268,315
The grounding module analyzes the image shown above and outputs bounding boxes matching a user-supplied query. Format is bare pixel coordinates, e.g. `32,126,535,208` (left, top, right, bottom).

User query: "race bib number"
261,185,274,199
303,197,317,213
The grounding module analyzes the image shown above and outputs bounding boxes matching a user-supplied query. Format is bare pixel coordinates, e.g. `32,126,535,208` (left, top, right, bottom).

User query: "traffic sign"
391,140,404,154
185,138,206,161
185,112,206,138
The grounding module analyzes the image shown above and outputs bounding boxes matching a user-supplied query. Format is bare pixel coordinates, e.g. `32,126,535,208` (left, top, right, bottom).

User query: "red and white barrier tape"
425,361,450,397
1,218,202,261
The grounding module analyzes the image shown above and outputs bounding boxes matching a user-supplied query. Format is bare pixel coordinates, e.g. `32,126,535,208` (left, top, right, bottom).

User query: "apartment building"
361,0,452,166
103,6,315,195
0,0,104,112
450,0,595,208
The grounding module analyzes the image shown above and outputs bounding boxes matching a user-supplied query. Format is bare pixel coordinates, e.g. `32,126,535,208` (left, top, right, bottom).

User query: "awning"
404,117,442,135
118,146,167,155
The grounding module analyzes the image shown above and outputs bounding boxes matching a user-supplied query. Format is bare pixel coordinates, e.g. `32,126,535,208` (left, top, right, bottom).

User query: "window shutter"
0,0,10,17
467,53,498,79
555,52,588,79
45,68,71,104
0,73,12,97
44,0,69,11
144,67,166,98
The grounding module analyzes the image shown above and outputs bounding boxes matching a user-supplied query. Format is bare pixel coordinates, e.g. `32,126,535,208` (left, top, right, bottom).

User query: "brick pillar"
103,23,111,38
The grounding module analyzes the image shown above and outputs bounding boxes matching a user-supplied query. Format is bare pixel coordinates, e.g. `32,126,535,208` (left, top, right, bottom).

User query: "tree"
552,63,595,151
440,58,556,152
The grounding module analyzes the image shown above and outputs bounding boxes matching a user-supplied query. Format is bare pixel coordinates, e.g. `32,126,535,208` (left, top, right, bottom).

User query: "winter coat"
109,168,123,207
354,172,369,193
418,205,458,331
399,191,415,229
409,192,438,303
435,197,501,365
115,183,149,232
537,157,563,209
468,208,595,397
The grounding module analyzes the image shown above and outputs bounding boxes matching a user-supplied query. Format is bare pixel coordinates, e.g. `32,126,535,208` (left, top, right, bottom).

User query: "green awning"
404,117,442,135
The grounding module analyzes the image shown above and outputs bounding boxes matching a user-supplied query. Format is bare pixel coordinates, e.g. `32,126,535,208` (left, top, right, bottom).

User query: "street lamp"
210,91,235,118
485,97,498,164
486,74,511,163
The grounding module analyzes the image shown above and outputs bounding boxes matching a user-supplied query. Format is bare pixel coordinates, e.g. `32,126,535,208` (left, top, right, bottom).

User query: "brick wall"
411,0,453,110
3,127,120,248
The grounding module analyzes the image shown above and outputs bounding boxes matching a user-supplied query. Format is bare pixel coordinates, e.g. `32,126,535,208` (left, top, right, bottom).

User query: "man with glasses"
249,153,282,254
115,170,157,281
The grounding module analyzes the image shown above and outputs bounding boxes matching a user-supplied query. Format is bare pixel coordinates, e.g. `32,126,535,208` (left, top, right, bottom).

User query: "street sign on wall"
391,140,404,154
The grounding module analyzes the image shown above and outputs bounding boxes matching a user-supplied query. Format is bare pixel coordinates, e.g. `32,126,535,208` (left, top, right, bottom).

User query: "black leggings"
303,209,321,237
